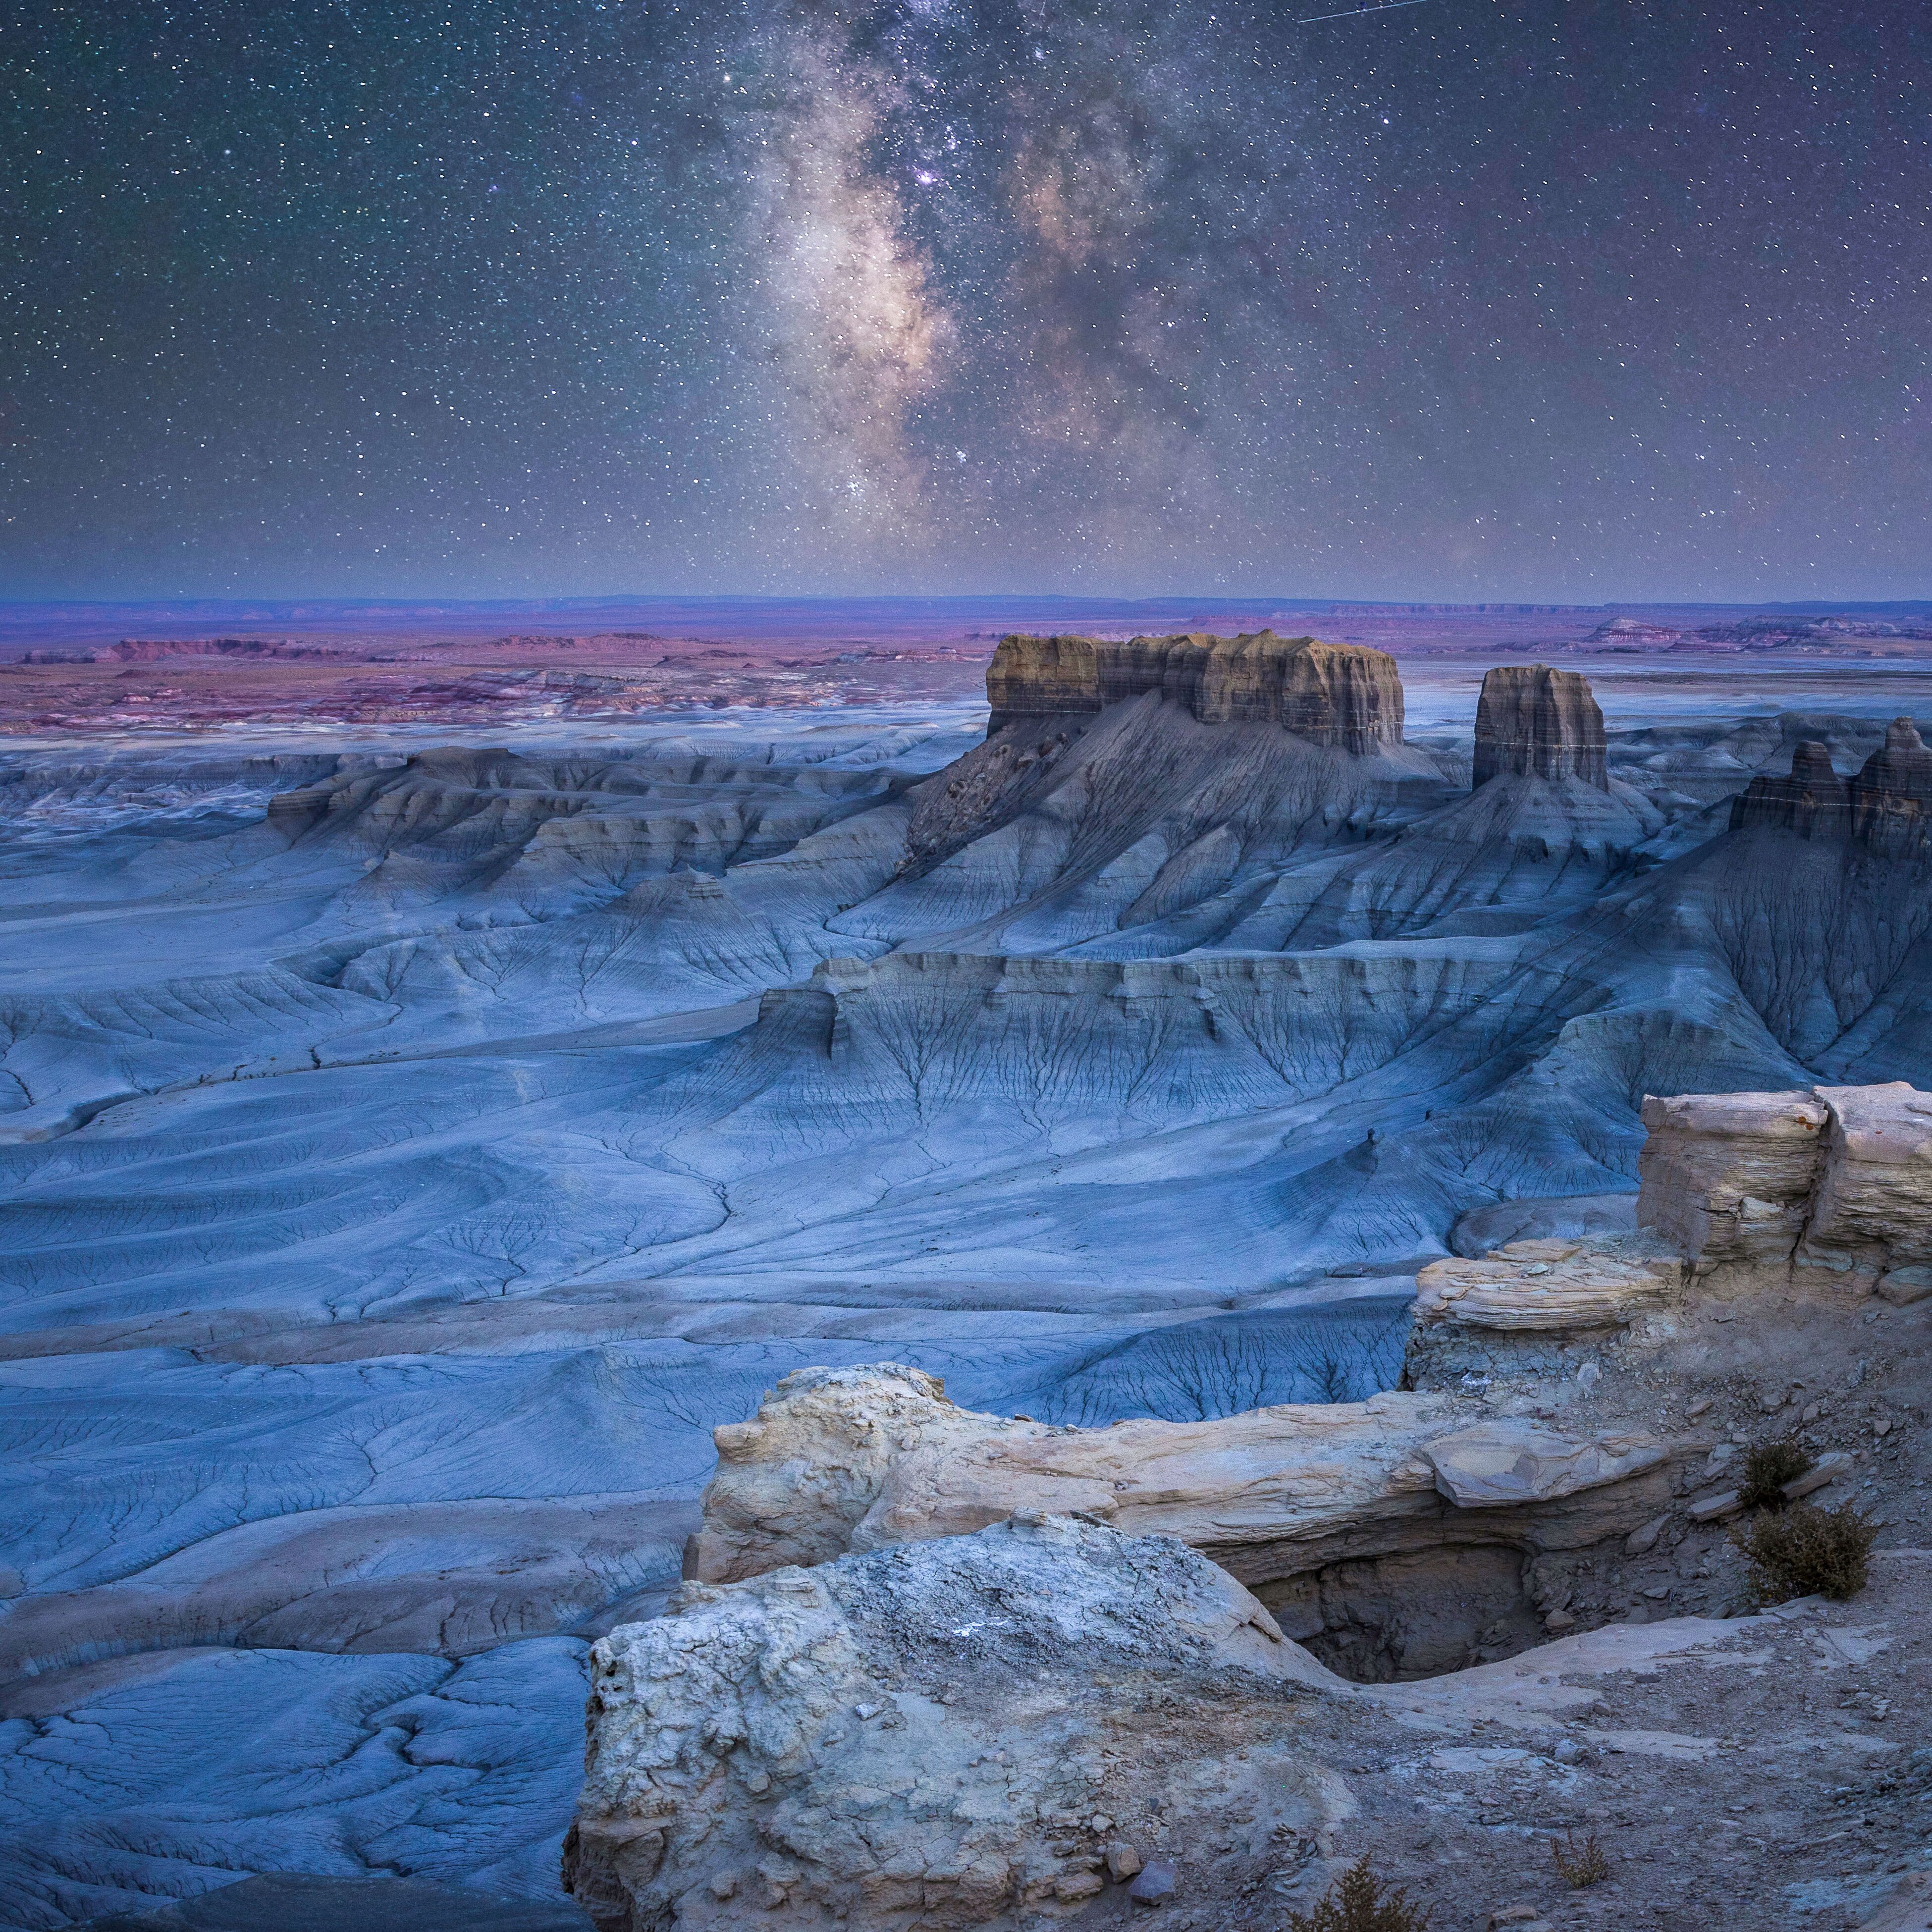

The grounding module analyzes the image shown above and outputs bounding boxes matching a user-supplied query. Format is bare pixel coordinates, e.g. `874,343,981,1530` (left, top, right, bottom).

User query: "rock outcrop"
1638,1080,1932,1288
568,1514,1342,1932
1410,1237,1681,1336
681,1364,1684,1679
567,1528,1932,1932
1729,718,1932,852
1470,665,1609,790
1634,1087,1834,1265
984,631,1404,752
565,1080,1932,1932
1726,739,1853,838
1409,1081,1932,1385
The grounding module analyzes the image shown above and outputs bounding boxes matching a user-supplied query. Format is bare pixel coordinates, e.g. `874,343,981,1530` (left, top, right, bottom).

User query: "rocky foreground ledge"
567,1087,1932,1931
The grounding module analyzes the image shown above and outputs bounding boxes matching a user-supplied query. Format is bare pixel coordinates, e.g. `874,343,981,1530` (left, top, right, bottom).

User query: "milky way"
4,0,1928,597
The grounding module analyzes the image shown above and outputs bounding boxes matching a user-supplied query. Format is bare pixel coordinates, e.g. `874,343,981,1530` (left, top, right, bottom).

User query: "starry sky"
4,0,1929,600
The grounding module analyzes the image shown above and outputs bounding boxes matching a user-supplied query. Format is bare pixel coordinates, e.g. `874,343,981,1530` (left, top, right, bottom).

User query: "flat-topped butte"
984,630,1404,753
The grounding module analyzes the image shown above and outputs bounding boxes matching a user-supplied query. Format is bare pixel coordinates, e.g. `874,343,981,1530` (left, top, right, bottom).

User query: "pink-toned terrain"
3,597,1927,736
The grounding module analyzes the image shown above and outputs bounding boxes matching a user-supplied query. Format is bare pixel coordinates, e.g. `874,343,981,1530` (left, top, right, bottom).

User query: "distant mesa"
985,629,1404,754
1471,663,1609,790
1585,612,1932,654
1588,615,1683,648
23,636,333,664
1729,716,1932,853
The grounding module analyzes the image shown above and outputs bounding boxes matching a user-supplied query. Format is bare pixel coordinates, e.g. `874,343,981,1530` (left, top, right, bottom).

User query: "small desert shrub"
1732,1501,1878,1604
1287,1856,1432,1932
1738,1437,1814,1511
1551,1829,1610,1888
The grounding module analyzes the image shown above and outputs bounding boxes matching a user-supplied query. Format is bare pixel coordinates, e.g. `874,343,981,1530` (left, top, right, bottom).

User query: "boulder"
1877,1267,1932,1307
983,631,1404,752
569,1516,1348,1932
1411,1242,1678,1332
1781,1451,1854,1500
1449,1193,1638,1257
1471,665,1608,790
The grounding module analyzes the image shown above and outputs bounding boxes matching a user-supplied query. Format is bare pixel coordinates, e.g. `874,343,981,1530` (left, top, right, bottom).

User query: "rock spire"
1729,717,1932,852
1471,664,1609,790
1851,715,1932,855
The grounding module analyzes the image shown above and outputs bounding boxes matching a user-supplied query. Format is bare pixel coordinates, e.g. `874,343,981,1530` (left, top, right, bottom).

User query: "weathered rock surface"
1411,1082,1932,1391
1448,1192,1638,1256
572,1526,1932,1932
1727,739,1853,838
1635,1088,1832,1264
983,630,1404,751
1850,715,1932,853
685,1364,1464,1590
1808,1080,1932,1268
1636,1080,1932,1282
1411,1234,1683,1335
569,1515,1344,1932
1471,665,1609,790
1422,1424,1668,1506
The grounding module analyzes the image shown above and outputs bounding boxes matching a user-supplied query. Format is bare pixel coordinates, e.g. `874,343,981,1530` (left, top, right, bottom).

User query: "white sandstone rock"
1423,1424,1670,1507
1636,1089,1829,1263
686,1365,1465,1590
569,1515,1348,1932
1808,1082,1932,1268
686,1367,1684,1605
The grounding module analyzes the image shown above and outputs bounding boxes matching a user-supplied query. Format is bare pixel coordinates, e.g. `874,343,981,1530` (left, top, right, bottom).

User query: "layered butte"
983,629,1405,752
1471,663,1609,789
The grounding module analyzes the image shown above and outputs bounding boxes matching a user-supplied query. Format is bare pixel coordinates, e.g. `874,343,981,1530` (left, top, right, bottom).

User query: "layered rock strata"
1726,739,1852,838
568,1516,1342,1932
684,1087,1932,1614
1850,714,1932,853
983,630,1404,752
1470,664,1609,790
566,1083,1932,1932
1638,1080,1932,1288
1729,717,1932,852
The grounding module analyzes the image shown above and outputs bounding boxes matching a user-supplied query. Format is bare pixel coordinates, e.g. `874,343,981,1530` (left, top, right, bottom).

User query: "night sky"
4,1,1928,600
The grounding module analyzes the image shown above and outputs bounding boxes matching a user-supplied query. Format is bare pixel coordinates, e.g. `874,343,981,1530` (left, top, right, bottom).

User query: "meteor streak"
1296,0,1431,22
